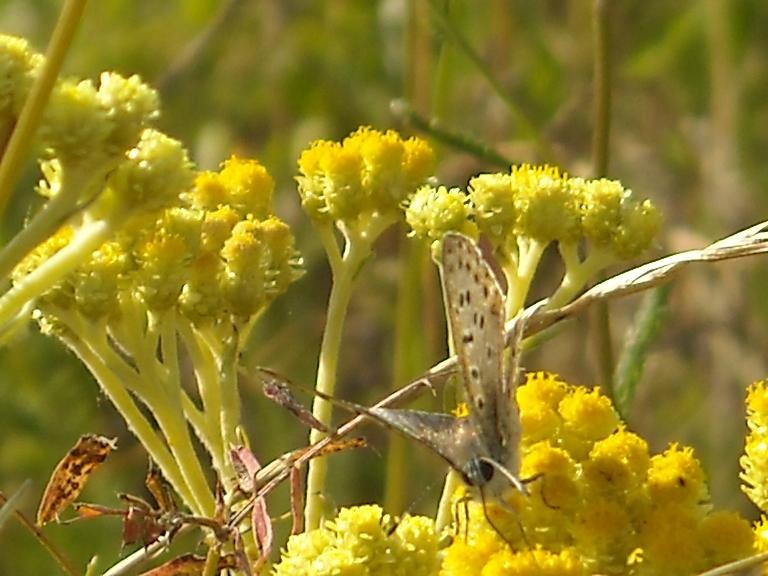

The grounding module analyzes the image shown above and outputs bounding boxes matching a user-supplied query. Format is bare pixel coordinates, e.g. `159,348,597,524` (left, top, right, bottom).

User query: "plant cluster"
1,28,767,576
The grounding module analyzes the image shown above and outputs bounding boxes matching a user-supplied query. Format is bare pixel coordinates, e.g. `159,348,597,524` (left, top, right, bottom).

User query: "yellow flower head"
517,373,568,445
583,427,650,495
405,185,477,251
509,164,581,244
273,505,439,576
297,127,434,237
742,380,768,512
558,386,619,443
520,442,580,511
0,34,43,117
698,511,754,567
577,177,660,259
648,443,708,506
638,502,705,575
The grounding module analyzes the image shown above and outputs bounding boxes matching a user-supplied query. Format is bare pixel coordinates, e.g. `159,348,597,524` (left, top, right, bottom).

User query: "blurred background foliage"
2,0,768,572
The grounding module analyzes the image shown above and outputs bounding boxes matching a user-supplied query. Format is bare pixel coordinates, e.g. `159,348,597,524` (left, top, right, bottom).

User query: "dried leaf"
37,434,117,526
231,445,261,494
257,367,331,433
72,502,124,519
230,446,272,571
145,460,176,513
138,553,237,575
289,466,302,535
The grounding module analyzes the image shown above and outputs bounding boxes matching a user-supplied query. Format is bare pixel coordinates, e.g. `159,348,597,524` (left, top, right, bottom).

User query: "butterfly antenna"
477,485,531,551
478,456,527,495
478,487,543,572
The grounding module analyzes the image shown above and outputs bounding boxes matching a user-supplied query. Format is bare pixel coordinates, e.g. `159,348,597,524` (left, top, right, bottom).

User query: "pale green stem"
59,328,197,510
135,318,215,517
83,557,98,576
435,469,463,533
181,394,208,444
0,219,112,328
505,237,547,317
178,322,226,476
0,169,100,282
548,244,615,309
106,303,214,515
202,547,220,576
304,225,373,530
216,329,241,467
0,0,87,218
141,382,215,515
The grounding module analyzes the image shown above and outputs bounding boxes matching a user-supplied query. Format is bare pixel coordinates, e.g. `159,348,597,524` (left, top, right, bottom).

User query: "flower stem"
0,0,86,217
304,228,371,530
0,219,112,329
60,330,198,510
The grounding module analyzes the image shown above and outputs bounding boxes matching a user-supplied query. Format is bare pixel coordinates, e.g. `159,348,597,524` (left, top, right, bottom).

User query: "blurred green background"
2,0,768,573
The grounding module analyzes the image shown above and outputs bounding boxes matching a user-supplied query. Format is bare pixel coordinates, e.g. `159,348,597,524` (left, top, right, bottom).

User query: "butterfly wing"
367,407,484,481
441,233,510,466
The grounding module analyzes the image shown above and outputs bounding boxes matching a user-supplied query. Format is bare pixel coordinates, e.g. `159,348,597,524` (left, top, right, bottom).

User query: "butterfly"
365,232,525,501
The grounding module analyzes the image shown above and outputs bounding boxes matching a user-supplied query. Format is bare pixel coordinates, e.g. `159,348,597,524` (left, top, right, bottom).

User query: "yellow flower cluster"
274,505,440,576
273,374,755,576
403,164,659,312
14,156,303,326
441,373,754,576
297,126,435,238
742,380,768,551
407,164,659,262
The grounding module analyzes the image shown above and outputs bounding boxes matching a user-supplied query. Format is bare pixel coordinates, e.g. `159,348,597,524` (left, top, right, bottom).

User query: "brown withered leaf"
138,553,237,575
145,460,176,514
257,367,332,433
72,502,125,520
37,434,117,526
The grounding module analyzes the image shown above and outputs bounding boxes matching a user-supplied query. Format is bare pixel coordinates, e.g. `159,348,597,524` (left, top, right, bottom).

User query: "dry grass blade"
411,220,768,380
694,551,768,576
522,219,768,337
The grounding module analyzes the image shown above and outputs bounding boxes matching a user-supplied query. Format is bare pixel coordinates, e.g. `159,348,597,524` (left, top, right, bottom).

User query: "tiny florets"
741,380,768,512
192,156,274,219
468,172,517,243
405,185,476,246
0,34,43,117
41,78,111,170
442,373,752,575
579,177,660,259
296,127,434,236
647,443,708,506
273,505,439,576
559,386,619,444
96,72,159,155
510,164,581,244
105,128,194,216
73,240,128,319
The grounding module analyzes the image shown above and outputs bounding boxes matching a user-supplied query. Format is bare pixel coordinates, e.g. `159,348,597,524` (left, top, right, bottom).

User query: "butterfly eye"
465,457,495,486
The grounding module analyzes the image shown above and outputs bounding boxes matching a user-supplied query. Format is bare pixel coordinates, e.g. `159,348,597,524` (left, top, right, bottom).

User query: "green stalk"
178,322,226,475
591,0,615,393
0,219,112,328
0,0,87,218
61,330,198,510
384,237,427,512
0,169,101,282
140,352,215,516
216,329,241,469
304,225,372,530
505,238,547,317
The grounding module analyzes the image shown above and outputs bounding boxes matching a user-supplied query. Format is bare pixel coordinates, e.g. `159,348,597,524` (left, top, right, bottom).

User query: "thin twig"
0,483,78,576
